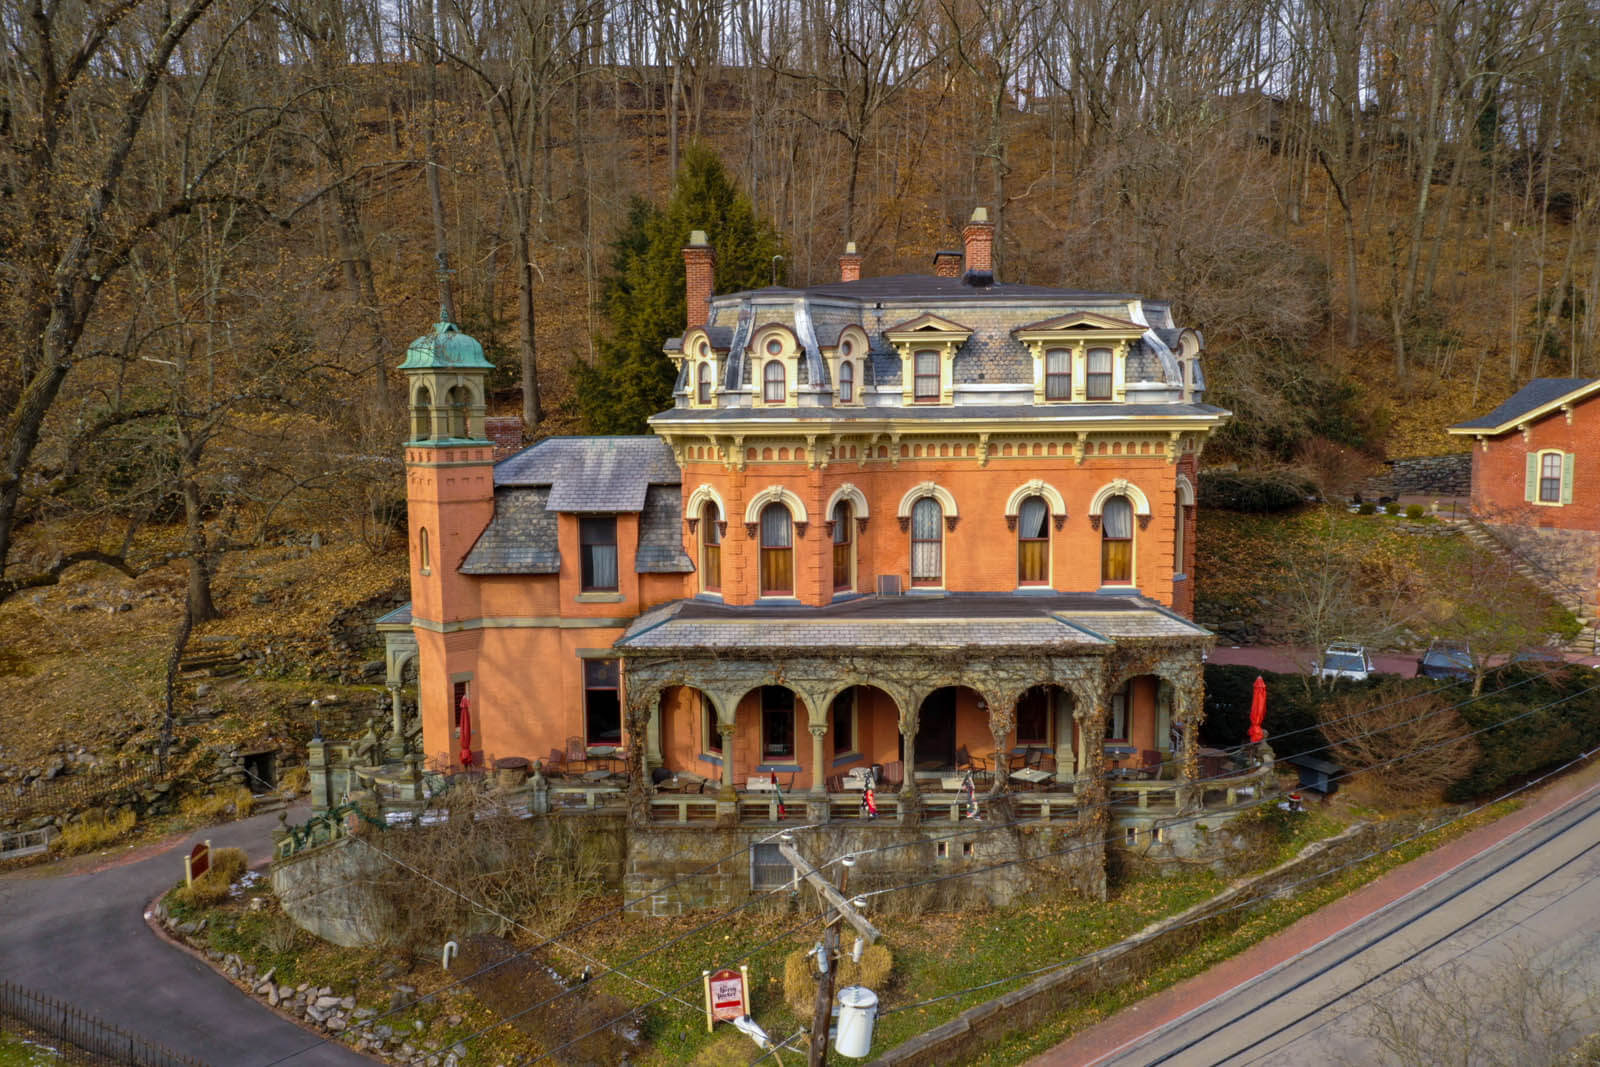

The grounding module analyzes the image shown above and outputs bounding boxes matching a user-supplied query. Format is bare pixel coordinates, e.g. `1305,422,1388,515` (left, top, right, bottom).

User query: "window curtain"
1101,496,1132,582
589,542,618,590
1045,349,1071,398
761,504,793,593
1018,496,1049,583
840,361,854,401
1087,348,1112,399
911,497,943,583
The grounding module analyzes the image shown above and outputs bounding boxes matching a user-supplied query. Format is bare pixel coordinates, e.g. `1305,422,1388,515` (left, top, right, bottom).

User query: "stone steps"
1456,519,1599,656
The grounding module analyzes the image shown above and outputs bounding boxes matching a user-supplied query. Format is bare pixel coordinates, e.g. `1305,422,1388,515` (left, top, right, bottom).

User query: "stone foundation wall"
624,809,1106,918
1363,453,1472,499
1486,524,1600,613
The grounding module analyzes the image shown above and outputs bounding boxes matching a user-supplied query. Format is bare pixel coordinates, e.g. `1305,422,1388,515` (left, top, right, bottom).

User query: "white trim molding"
1004,479,1067,520
1088,478,1152,518
686,483,726,521
825,482,871,521
744,484,810,525
897,481,959,532
1175,473,1196,508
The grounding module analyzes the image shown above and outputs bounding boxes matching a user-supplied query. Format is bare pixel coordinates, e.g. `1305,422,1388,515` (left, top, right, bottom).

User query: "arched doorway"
914,686,986,771
655,685,722,783
827,685,900,786
1014,684,1075,775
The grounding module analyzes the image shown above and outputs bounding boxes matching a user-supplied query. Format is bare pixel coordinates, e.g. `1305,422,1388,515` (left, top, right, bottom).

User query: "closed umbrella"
1248,675,1267,744
458,692,474,767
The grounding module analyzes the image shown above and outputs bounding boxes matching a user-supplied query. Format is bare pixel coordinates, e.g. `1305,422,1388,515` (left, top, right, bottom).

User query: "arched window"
1017,495,1050,585
831,500,853,591
697,362,712,405
1044,348,1071,400
759,502,793,595
910,497,943,586
1174,489,1186,575
419,527,431,574
445,385,470,437
1101,495,1133,584
700,501,721,593
913,350,939,402
764,361,786,403
839,360,854,403
413,385,432,440
1086,348,1113,400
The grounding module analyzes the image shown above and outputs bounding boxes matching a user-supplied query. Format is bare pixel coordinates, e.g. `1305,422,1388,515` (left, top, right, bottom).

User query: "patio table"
1009,768,1053,790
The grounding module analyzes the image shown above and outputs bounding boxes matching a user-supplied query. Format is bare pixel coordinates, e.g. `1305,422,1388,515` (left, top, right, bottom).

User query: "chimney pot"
962,206,994,284
839,240,863,283
683,229,715,330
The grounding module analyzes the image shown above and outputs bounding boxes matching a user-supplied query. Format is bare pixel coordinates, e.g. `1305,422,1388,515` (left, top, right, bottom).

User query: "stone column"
1174,675,1202,813
898,709,920,825
984,688,1014,797
387,687,407,761
807,725,831,822
645,699,663,772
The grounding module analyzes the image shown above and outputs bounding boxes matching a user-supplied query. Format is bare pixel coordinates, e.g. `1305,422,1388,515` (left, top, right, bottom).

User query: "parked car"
1317,642,1374,682
1506,645,1568,669
1417,640,1472,682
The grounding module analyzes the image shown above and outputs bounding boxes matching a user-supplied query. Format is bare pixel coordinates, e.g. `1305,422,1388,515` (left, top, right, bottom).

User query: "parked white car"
1317,642,1374,682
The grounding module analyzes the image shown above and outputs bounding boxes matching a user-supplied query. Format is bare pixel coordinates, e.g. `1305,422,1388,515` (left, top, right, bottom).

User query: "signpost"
703,966,751,1031
184,840,212,887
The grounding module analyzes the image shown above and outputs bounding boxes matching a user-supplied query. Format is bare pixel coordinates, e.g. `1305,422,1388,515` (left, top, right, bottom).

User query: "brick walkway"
1030,757,1600,1066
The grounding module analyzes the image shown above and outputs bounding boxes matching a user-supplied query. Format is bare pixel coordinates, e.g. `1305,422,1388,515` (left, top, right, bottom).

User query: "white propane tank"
833,985,879,1058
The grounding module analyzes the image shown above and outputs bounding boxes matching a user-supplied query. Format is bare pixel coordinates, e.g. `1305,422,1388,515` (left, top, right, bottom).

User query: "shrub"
1447,668,1600,800
1405,504,1425,519
783,943,894,1018
1202,665,1327,758
1319,683,1479,805
56,808,136,853
1197,471,1317,513
1357,502,1378,515
168,846,249,909
279,765,309,795
1385,501,1405,515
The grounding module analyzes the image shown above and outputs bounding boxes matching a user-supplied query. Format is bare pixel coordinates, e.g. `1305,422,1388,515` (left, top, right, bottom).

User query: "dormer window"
1087,348,1113,400
913,351,939,402
697,362,712,405
1045,349,1071,401
764,361,786,403
839,360,854,402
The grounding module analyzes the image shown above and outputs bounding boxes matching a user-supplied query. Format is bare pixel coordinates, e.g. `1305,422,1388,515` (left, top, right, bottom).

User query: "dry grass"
180,787,255,822
54,808,137,853
278,765,309,794
170,846,248,908
782,943,894,1017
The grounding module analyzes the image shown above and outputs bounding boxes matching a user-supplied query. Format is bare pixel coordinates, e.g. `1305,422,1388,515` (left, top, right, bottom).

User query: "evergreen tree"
577,144,786,434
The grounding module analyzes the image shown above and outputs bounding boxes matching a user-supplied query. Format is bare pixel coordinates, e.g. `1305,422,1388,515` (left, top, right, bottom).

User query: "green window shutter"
1561,452,1575,505
1525,452,1538,503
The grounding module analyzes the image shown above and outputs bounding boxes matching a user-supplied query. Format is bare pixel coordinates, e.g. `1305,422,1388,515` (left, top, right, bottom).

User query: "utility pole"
779,842,880,1066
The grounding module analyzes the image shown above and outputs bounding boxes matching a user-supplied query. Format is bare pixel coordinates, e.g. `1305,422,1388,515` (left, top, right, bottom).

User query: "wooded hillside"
2,0,1596,613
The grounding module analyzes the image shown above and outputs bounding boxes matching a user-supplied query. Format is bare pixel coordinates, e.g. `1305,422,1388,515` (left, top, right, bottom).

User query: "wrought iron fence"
0,759,162,825
0,981,208,1066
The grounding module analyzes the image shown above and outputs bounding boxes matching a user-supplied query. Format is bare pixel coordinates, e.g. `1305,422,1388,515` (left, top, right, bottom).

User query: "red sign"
707,968,747,1022
185,841,211,887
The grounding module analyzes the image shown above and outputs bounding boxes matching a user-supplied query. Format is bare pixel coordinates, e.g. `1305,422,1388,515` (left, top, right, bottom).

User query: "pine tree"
577,145,786,434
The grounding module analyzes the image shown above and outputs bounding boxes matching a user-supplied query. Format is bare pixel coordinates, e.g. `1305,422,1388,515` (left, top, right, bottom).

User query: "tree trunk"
181,468,221,624
516,230,542,429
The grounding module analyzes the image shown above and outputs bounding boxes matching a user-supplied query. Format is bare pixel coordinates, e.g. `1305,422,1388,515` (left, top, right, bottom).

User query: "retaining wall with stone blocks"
868,815,1435,1066
624,813,1106,918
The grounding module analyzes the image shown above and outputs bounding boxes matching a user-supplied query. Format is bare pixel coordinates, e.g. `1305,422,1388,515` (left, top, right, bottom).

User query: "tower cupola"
400,315,493,444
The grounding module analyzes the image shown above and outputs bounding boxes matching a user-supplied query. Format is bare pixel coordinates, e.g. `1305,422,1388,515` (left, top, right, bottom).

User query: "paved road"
1072,782,1600,1066
0,806,367,1066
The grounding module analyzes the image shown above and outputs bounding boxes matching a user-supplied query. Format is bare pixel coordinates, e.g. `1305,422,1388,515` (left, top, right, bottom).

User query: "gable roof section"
882,312,973,335
495,436,679,512
1014,311,1144,333
460,487,561,574
1447,378,1600,435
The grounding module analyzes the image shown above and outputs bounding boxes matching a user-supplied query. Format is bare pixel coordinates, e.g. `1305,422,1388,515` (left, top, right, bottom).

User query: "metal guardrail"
0,826,54,859
0,980,208,1066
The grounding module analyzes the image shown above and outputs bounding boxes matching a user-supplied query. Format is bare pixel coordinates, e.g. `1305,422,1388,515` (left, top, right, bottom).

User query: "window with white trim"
759,502,794,595
1540,452,1563,503
696,362,712,404
913,350,939,402
700,501,721,593
1045,348,1071,400
832,500,854,591
1528,449,1575,506
839,360,854,402
910,497,943,586
1101,496,1133,584
1086,348,1113,400
763,361,785,403
1017,495,1050,585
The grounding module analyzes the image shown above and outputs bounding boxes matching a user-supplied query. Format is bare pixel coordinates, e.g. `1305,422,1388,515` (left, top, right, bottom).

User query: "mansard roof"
495,436,679,511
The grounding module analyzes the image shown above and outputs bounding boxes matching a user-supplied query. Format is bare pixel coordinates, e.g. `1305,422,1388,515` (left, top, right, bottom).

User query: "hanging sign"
703,966,751,1030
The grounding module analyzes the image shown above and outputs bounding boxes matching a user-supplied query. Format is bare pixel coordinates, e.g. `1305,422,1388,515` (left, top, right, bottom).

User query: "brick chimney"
962,207,994,283
839,241,863,282
683,229,714,330
932,250,963,278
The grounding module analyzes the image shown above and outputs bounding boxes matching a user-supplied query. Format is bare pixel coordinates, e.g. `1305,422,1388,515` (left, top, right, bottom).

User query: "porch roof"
615,592,1210,653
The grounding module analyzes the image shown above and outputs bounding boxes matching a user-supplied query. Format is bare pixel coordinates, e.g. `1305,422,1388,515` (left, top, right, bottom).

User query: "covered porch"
615,593,1239,827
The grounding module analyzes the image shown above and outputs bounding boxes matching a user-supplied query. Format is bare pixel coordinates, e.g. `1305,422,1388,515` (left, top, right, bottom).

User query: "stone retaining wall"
1362,453,1472,499
868,814,1436,1066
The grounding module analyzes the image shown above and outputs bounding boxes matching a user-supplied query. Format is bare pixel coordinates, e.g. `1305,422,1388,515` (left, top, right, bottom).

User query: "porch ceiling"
615,592,1210,653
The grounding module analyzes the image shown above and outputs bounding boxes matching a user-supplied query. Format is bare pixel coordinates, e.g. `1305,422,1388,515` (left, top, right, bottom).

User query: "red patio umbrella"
458,692,474,767
1248,675,1267,744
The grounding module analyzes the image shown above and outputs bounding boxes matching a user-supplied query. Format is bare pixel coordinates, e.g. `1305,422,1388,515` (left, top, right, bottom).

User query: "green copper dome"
399,316,492,371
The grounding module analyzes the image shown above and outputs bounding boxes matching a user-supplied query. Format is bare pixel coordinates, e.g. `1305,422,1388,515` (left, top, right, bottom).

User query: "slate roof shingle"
1449,378,1598,432
460,487,561,574
496,436,679,512
636,485,694,573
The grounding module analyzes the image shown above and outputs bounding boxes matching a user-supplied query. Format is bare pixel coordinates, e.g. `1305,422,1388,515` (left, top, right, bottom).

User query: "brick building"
383,209,1244,833
1448,377,1600,636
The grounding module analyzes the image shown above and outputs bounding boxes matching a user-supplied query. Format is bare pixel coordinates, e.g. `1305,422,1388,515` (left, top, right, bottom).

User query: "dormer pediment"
1014,312,1146,342
883,313,973,343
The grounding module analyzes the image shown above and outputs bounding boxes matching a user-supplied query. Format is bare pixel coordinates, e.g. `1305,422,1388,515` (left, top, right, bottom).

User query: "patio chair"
545,747,569,776
956,745,989,774
1140,749,1163,780
825,774,844,794
564,736,588,775
879,760,904,789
